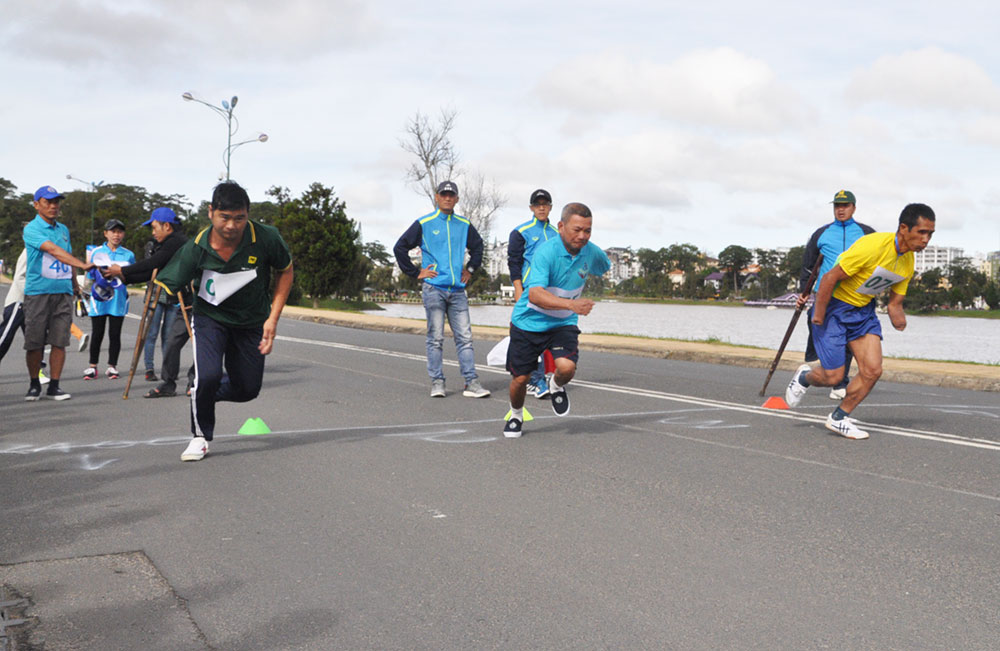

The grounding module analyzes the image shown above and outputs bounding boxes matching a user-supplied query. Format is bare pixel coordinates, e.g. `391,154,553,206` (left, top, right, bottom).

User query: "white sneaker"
77,332,90,353
829,387,847,400
181,437,209,461
38,370,50,386
825,414,869,440
784,363,812,407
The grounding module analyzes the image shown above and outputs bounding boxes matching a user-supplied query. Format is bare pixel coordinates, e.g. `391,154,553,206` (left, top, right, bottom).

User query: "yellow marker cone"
238,417,272,435
503,407,533,422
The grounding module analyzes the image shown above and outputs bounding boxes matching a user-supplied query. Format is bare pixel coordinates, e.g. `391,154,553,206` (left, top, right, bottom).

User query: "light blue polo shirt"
86,243,136,317
23,215,74,296
511,237,611,332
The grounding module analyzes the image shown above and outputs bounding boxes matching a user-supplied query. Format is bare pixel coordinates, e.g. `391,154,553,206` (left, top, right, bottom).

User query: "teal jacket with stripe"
507,216,558,281
394,209,484,290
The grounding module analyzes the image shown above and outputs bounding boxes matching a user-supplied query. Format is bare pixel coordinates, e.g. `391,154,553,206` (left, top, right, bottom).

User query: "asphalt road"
2,311,998,650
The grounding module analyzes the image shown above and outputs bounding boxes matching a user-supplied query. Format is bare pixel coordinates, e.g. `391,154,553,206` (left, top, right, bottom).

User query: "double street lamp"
65,174,104,244
182,92,268,181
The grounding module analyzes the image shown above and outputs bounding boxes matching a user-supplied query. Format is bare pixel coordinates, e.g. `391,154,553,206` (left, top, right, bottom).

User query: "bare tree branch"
399,108,459,208
457,170,506,244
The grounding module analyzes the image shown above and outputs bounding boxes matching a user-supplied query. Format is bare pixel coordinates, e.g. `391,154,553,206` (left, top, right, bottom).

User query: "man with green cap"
796,190,874,399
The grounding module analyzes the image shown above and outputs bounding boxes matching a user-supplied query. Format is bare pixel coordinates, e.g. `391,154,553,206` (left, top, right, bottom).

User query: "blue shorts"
812,298,881,370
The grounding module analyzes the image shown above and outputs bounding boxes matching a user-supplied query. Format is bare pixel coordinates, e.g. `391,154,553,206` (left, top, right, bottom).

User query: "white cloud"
0,0,378,69
845,47,1000,112
537,48,814,132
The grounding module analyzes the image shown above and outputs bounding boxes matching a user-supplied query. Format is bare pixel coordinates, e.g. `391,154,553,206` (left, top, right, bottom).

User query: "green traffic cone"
238,417,272,436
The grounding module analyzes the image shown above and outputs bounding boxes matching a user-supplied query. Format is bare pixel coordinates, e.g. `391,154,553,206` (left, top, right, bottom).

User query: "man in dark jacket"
103,207,192,397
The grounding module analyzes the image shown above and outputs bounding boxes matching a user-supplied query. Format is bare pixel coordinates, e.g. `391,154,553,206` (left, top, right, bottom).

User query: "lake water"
366,302,1000,365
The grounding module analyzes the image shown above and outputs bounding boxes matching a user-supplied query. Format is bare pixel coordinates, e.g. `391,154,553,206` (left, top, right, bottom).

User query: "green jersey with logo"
155,220,292,328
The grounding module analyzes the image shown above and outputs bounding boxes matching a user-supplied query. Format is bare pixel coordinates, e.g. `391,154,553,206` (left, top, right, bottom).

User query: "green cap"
832,189,856,204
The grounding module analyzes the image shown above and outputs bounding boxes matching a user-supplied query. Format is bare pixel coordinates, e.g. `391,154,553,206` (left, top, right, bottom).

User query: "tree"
269,183,361,306
636,248,666,277
362,240,392,267
399,108,506,243
717,245,753,293
400,108,459,206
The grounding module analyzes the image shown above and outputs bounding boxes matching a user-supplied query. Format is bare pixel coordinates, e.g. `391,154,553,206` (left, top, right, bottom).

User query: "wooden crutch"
123,271,161,399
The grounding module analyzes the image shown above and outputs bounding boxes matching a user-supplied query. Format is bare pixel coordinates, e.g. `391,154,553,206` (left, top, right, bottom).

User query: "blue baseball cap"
141,207,179,226
33,185,65,201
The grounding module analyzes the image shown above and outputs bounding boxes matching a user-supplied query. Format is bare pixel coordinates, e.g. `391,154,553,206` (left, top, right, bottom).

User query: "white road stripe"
276,335,1000,452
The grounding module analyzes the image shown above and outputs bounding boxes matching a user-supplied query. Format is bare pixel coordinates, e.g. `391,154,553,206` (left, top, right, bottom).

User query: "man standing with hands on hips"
785,203,936,440
503,202,610,438
394,180,490,399
154,182,293,462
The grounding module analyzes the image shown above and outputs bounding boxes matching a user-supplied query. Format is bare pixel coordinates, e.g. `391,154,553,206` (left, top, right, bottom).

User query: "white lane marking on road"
0,422,503,458
275,335,1000,452
80,454,117,470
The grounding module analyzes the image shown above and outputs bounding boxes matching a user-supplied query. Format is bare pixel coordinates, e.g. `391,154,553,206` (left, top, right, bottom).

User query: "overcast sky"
3,0,1000,258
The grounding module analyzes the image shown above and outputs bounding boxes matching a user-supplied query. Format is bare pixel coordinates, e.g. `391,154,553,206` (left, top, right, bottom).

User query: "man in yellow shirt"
785,203,936,439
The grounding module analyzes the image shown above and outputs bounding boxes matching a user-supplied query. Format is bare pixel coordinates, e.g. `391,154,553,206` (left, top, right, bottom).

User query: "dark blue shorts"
507,323,579,377
812,298,881,370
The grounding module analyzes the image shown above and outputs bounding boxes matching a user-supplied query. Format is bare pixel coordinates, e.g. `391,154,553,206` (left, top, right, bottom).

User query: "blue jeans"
422,283,477,382
144,302,179,371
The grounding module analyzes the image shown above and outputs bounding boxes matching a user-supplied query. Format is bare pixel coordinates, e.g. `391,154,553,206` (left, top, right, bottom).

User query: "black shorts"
507,323,580,376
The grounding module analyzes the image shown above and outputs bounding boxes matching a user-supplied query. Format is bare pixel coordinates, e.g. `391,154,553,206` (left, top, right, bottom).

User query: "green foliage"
717,244,753,292
268,183,362,305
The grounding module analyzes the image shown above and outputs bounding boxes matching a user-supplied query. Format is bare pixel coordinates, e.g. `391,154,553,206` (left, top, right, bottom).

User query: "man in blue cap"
103,206,191,397
22,185,95,401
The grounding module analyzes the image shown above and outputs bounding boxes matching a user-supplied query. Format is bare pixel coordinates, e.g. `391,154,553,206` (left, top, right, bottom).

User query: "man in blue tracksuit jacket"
798,189,875,399
507,188,559,397
394,180,490,399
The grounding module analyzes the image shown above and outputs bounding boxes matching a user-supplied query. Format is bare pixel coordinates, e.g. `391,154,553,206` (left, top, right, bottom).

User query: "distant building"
605,247,641,285
484,239,509,279
913,246,965,274
986,251,1000,281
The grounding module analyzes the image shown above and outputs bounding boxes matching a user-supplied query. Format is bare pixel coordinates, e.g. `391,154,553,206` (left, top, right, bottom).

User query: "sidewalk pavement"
282,305,1000,393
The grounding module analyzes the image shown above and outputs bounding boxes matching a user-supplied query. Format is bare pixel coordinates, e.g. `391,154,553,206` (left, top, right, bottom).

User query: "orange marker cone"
762,396,790,410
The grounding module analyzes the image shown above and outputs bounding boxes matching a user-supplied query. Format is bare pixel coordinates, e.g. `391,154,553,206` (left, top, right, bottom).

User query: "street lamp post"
182,92,268,180
66,174,105,245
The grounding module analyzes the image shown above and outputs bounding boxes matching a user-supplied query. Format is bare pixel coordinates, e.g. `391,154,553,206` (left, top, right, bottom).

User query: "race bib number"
41,252,73,280
198,269,257,306
856,265,905,296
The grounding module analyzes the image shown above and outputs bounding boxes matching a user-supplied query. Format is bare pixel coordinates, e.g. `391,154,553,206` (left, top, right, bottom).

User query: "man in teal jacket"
394,180,490,399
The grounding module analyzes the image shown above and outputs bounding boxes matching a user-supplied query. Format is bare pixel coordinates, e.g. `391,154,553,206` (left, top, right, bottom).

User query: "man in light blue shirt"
22,185,94,401
504,202,610,437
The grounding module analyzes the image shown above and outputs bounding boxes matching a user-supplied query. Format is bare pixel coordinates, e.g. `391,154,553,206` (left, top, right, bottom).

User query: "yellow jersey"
832,232,914,307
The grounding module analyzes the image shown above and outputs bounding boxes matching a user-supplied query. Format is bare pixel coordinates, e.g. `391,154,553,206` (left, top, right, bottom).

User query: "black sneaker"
25,385,42,401
145,369,158,382
43,387,72,401
503,418,523,438
550,386,570,417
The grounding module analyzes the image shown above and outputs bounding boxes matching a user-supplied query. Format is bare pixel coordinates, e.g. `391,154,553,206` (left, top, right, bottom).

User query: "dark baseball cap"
530,189,552,205
832,189,856,204
33,185,64,201
103,219,126,231
141,207,179,226
436,180,459,195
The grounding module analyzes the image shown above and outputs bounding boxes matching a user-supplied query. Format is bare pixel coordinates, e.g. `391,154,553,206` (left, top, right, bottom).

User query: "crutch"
759,254,823,396
177,288,194,339
123,271,162,399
